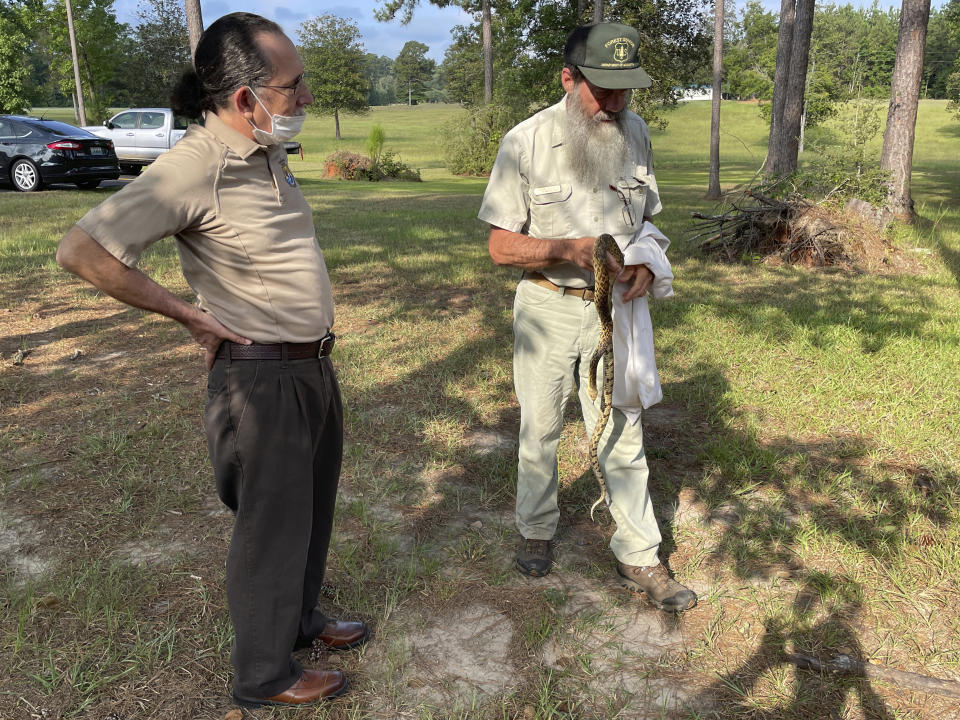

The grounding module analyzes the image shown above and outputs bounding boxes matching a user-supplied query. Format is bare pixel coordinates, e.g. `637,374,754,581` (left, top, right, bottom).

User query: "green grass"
2,100,959,719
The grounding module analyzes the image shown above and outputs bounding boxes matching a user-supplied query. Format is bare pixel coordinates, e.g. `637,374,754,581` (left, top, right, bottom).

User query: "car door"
135,111,168,159
0,118,14,177
108,111,139,159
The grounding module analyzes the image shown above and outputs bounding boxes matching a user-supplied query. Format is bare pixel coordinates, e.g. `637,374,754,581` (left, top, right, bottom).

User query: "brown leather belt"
524,272,595,302
217,333,335,361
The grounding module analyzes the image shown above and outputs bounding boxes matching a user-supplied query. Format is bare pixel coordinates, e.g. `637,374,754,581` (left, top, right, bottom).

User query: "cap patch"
604,37,637,67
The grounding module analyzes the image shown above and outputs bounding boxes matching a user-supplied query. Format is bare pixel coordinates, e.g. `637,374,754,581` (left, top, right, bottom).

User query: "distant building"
677,86,712,102
675,87,740,102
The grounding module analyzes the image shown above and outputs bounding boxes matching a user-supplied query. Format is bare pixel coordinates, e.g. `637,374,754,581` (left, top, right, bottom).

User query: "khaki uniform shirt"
77,112,334,343
477,97,662,288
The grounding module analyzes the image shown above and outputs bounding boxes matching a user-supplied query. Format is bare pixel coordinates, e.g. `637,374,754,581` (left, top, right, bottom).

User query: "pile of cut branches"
690,179,855,267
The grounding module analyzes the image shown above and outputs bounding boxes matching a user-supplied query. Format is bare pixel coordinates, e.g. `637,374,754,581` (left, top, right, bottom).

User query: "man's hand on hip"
184,307,252,369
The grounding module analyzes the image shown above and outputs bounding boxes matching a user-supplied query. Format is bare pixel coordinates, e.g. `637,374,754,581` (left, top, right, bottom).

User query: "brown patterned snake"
587,233,623,521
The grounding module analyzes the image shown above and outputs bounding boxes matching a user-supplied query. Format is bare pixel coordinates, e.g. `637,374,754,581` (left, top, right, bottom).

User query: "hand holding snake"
587,233,623,521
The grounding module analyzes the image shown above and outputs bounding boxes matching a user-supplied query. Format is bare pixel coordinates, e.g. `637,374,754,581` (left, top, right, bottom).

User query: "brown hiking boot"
515,538,553,577
617,562,697,613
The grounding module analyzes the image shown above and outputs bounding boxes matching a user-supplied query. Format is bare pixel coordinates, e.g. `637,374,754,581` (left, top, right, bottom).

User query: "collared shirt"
77,112,334,343
477,97,662,288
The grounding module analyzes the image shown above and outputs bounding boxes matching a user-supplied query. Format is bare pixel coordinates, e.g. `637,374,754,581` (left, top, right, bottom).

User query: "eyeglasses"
258,72,309,96
587,81,628,103
609,184,636,226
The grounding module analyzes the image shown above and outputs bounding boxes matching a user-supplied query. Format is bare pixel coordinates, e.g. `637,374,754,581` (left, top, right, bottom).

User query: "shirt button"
592,187,598,193
593,216,599,222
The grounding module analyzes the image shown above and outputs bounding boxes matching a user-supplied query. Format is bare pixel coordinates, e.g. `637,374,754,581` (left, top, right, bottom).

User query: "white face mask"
245,86,305,145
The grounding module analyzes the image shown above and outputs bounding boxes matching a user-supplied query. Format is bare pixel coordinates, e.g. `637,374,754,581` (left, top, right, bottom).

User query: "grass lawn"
1,99,958,719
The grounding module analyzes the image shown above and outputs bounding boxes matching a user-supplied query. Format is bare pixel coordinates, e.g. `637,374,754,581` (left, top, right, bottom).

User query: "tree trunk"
185,0,203,61
482,0,493,103
65,0,86,126
594,0,604,23
777,0,815,175
80,47,99,116
335,109,341,140
706,0,724,200
765,0,795,178
880,0,931,219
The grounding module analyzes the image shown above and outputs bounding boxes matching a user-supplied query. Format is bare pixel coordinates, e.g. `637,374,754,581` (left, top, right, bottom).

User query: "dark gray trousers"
204,353,342,699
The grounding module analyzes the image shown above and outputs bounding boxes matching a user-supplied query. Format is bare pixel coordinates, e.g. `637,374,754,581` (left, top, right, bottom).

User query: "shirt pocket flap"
531,184,572,204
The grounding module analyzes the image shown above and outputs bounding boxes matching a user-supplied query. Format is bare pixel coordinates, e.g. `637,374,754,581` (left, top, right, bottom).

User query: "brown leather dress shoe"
312,620,370,650
232,669,348,708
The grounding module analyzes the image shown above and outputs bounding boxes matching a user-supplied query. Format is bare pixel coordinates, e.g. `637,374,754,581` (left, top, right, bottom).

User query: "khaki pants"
513,279,661,566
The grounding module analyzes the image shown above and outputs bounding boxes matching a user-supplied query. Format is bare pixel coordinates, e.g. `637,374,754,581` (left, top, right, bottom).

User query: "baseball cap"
563,22,652,90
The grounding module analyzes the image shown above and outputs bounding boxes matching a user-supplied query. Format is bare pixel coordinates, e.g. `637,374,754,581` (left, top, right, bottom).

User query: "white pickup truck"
85,107,302,174
85,108,188,174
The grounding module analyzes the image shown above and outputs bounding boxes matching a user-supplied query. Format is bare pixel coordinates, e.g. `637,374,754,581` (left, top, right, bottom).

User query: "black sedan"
1,115,120,191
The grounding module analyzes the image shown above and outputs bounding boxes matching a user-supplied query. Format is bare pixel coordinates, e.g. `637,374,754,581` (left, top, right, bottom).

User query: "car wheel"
119,164,141,176
76,180,101,189
11,159,42,192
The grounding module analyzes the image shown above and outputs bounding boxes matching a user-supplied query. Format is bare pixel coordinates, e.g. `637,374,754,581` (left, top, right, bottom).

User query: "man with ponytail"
57,12,365,709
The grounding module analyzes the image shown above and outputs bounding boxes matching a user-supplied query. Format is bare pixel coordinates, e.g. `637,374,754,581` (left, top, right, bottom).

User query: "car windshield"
23,119,92,137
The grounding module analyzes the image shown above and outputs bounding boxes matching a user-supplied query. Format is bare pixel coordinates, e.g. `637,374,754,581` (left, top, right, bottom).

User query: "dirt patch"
114,537,194,567
464,429,516,456
0,508,51,579
391,603,519,705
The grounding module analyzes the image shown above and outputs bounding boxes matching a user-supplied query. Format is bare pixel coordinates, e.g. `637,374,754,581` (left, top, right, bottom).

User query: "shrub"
375,151,421,182
442,103,526,176
323,146,421,183
365,124,386,166
324,150,372,180
798,97,889,206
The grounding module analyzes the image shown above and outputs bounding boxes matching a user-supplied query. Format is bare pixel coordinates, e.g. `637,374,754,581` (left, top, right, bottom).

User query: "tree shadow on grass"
6,180,956,715
936,234,960,290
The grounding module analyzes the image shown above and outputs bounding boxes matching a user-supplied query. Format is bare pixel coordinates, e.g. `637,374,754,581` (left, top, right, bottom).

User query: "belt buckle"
319,333,335,356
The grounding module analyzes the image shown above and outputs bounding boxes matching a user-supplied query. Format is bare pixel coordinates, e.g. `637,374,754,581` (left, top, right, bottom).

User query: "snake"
587,233,623,521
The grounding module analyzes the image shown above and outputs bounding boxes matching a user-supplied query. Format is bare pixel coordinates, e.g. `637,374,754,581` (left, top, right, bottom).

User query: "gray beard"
563,89,630,188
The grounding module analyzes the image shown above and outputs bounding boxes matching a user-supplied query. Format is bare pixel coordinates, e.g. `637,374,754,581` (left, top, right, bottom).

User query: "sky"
112,0,473,62
110,0,951,64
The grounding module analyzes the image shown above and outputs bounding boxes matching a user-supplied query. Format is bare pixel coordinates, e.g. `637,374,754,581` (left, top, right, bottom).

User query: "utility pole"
65,0,86,126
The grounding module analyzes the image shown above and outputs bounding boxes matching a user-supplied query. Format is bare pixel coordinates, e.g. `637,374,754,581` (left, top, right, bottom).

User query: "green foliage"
119,0,190,107
325,126,421,182
798,97,889,205
375,150,422,181
723,1,777,100
441,101,524,176
299,14,370,122
0,3,30,113
938,0,960,117
924,1,960,99
45,0,128,123
440,24,483,105
393,40,435,104
364,53,396,105
947,71,960,119
366,123,386,165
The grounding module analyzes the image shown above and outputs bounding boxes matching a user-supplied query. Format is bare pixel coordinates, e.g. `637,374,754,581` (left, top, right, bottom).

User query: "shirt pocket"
528,183,573,239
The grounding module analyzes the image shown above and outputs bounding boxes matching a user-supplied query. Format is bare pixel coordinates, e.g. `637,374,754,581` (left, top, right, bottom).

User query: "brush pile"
690,180,869,268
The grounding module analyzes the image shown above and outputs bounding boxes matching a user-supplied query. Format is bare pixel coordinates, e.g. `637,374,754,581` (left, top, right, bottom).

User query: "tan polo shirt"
77,112,334,343
477,97,662,288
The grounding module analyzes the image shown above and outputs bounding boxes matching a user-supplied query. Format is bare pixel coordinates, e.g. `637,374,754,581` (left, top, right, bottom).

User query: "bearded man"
477,22,697,613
